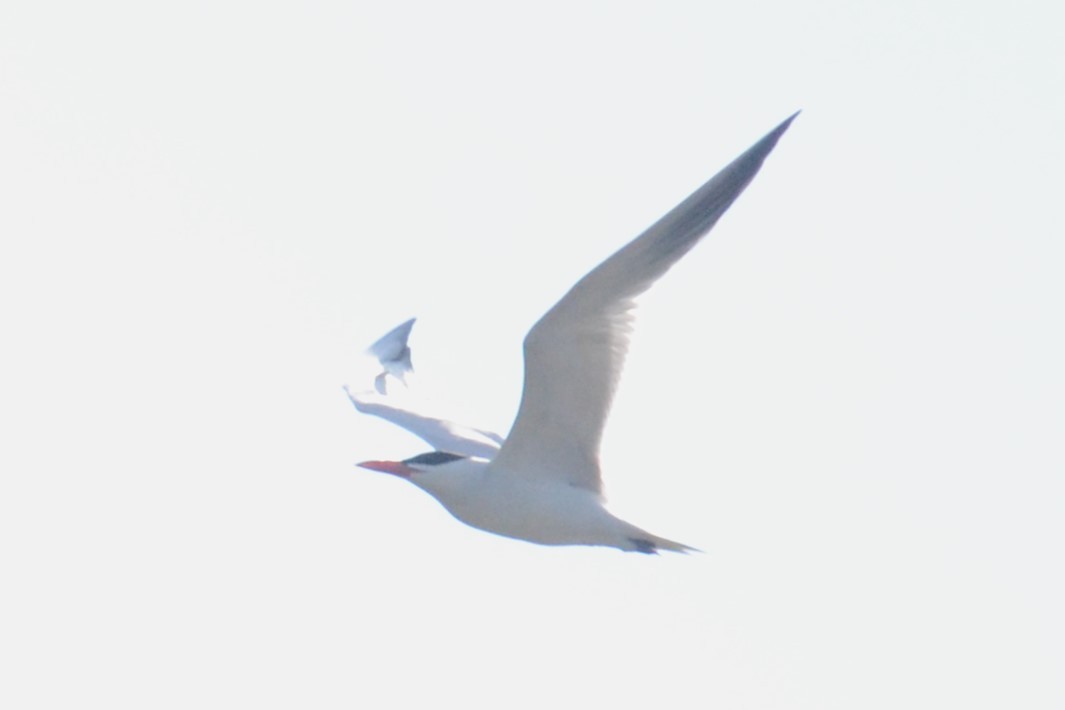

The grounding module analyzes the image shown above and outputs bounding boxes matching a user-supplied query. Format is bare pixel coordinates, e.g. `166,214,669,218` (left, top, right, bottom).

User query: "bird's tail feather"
627,533,700,555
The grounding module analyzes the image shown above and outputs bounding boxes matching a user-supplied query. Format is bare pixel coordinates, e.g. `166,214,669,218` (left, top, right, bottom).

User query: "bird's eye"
403,451,467,466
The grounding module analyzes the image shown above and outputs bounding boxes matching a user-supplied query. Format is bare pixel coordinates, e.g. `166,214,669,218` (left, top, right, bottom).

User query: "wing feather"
488,114,798,492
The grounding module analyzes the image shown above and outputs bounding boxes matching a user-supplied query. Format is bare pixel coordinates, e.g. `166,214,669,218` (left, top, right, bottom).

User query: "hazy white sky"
2,2,1062,708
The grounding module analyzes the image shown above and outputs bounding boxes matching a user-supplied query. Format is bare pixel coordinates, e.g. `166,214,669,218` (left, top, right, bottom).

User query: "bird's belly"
440,480,626,547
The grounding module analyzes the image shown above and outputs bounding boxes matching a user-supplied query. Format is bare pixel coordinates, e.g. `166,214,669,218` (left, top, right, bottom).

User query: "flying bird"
367,317,416,394
356,113,797,553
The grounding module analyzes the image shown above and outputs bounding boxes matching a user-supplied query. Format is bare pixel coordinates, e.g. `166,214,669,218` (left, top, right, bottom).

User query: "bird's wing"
367,317,416,364
373,372,390,395
345,387,503,459
488,114,797,493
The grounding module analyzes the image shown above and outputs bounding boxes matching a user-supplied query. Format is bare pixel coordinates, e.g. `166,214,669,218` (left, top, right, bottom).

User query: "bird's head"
357,451,487,495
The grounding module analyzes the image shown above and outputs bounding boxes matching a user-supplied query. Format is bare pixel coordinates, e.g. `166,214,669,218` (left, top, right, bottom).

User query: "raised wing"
488,113,797,493
345,387,503,459
367,317,416,362
366,318,416,394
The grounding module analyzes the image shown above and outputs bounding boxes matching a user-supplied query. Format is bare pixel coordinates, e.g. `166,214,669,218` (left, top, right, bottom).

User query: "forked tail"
627,534,701,555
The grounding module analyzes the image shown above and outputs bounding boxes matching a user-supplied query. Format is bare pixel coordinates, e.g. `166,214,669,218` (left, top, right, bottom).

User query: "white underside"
413,474,691,553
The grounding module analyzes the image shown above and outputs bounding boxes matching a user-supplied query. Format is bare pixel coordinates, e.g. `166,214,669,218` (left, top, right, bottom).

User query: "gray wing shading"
488,113,798,493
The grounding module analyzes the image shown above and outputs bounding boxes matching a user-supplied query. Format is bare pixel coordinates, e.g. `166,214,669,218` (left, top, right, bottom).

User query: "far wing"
345,387,502,459
488,114,797,493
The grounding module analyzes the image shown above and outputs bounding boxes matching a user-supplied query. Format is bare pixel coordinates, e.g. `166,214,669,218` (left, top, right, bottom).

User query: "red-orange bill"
357,460,413,477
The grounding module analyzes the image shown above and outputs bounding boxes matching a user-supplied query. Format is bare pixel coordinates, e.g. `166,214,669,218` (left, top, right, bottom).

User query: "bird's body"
355,114,797,553
365,455,692,552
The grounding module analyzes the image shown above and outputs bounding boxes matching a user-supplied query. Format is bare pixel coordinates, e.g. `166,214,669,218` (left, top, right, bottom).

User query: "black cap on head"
402,451,467,466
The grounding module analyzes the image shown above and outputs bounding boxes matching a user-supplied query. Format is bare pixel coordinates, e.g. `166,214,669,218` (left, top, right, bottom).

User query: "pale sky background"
2,2,1062,708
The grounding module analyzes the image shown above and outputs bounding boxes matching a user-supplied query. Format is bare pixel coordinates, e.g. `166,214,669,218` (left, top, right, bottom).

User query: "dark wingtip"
777,110,801,131
749,110,801,158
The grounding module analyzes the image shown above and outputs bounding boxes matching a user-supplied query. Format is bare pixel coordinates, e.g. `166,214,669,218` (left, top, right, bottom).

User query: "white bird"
357,114,797,553
344,386,503,459
367,317,416,394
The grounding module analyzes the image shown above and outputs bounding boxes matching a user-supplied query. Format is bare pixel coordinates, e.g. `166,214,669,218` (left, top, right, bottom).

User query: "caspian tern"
367,317,416,394
357,113,797,553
